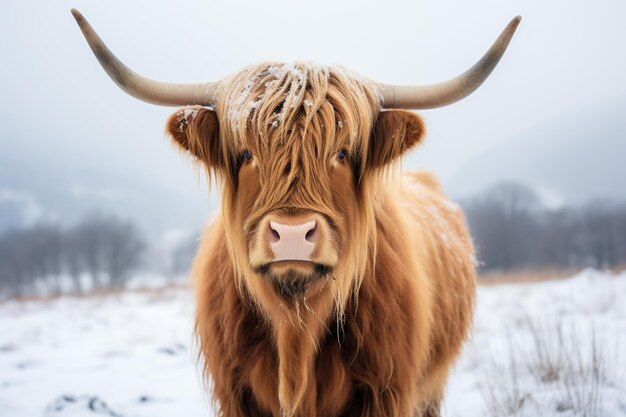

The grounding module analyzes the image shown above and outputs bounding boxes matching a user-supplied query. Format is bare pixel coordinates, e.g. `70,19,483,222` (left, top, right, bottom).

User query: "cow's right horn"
378,16,521,110
71,9,219,107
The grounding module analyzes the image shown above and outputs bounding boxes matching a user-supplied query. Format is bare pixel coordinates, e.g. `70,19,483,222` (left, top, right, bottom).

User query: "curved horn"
71,9,218,107
379,16,521,109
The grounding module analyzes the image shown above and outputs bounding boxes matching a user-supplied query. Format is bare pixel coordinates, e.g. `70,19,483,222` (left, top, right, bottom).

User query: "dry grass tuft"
478,268,580,286
480,319,609,417
480,331,532,417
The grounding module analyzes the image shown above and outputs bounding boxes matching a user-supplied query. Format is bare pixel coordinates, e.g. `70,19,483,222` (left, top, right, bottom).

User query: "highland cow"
72,10,520,417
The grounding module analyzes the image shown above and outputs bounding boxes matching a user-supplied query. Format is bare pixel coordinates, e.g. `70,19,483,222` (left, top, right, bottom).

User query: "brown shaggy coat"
166,62,476,417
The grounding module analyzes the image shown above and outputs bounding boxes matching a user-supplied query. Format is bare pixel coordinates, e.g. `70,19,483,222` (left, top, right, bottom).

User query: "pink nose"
269,220,318,262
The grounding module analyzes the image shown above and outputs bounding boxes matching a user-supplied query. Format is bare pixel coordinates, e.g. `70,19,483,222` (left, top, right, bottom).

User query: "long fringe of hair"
213,62,382,318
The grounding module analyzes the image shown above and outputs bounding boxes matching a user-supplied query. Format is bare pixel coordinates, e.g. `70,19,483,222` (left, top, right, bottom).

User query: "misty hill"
447,96,626,206
0,143,210,237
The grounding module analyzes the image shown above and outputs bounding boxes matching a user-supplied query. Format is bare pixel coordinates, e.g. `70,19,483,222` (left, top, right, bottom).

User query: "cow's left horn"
379,16,521,109
71,9,218,107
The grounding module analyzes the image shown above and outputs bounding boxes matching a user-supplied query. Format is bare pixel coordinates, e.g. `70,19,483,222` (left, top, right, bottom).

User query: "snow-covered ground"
444,269,626,417
1,270,625,417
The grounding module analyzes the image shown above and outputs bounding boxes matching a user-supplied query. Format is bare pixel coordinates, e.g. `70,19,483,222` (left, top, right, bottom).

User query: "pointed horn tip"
510,15,522,31
70,8,89,30
497,16,521,43
70,8,82,20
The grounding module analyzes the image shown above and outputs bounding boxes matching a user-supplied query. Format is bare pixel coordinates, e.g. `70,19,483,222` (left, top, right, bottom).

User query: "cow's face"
167,63,425,315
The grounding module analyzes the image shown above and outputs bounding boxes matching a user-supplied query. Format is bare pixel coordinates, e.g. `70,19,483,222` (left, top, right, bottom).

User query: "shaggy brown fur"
166,62,476,417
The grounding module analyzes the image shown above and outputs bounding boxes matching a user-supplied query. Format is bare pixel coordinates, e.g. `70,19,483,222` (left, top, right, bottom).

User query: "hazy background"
1,0,626,288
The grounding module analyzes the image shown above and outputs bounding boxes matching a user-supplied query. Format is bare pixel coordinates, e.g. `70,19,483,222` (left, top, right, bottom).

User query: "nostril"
269,226,281,243
305,223,318,243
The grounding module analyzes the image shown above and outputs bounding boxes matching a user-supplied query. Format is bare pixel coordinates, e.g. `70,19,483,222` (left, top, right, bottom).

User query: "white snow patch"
227,63,319,124
0,286,211,417
176,106,201,131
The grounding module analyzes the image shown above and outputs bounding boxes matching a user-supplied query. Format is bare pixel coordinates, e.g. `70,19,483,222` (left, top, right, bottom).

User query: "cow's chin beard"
253,261,333,301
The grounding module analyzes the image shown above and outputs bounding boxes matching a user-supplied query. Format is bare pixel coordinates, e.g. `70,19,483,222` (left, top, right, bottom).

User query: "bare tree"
463,182,541,271
34,225,63,295
62,229,86,293
463,183,626,273
100,218,144,288
71,213,145,289
0,213,146,299
72,217,107,290
580,200,626,269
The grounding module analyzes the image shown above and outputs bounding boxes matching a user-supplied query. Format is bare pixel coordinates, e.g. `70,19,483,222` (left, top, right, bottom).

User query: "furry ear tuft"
166,106,222,169
369,110,426,169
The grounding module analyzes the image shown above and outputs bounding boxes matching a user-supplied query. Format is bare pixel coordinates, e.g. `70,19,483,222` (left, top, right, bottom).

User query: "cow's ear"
369,110,426,168
166,106,222,170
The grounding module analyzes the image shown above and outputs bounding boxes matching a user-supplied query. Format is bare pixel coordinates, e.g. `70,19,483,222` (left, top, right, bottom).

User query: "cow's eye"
243,149,252,161
337,149,347,161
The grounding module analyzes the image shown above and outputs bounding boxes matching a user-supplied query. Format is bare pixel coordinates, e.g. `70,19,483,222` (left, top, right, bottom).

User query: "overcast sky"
1,0,625,223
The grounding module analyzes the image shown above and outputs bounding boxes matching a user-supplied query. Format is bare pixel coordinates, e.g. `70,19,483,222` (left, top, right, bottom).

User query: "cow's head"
72,9,520,320
165,63,426,318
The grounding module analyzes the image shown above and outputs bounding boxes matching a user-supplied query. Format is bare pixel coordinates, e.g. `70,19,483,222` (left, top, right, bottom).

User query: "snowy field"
1,270,625,417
